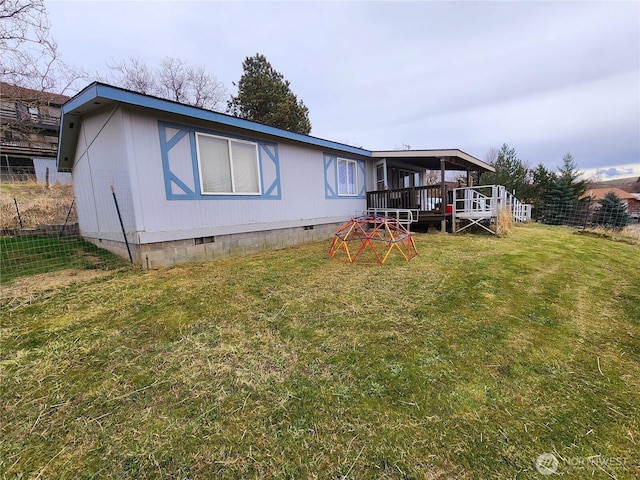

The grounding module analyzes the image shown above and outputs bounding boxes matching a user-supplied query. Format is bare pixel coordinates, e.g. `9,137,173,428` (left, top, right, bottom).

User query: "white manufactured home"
57,83,495,267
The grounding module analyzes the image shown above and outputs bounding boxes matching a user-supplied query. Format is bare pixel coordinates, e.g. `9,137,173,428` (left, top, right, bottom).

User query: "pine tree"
543,153,588,225
530,163,556,220
227,54,311,134
480,144,533,201
530,164,555,206
593,192,630,230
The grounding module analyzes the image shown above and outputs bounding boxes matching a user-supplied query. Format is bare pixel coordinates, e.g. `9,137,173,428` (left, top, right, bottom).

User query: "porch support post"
440,157,447,232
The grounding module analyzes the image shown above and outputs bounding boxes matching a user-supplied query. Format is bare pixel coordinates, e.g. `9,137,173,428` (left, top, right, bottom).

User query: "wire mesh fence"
2,181,639,308
533,201,640,233
1,182,130,307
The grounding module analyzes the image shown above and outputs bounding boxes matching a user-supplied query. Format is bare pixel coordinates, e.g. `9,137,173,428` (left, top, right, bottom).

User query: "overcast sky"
47,0,639,179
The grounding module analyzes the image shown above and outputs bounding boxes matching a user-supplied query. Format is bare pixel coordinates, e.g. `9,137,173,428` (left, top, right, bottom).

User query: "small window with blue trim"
337,158,358,196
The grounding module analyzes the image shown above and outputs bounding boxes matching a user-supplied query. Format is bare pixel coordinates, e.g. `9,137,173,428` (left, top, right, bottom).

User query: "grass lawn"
1,223,638,479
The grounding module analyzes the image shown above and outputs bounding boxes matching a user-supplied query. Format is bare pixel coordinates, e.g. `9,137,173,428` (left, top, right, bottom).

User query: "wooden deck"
367,185,447,212
367,185,450,226
367,185,531,234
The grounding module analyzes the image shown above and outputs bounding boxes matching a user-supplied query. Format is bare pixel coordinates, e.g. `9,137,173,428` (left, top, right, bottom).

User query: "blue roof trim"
62,82,372,158
62,83,100,113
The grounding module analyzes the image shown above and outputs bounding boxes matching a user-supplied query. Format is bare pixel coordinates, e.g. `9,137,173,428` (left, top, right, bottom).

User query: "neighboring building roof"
585,188,635,201
57,82,493,174
0,82,70,106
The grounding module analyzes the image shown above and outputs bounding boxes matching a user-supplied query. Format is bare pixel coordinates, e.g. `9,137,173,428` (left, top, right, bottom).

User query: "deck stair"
452,186,531,234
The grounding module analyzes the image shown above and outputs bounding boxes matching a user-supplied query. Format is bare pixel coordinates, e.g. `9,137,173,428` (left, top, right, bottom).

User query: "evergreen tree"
593,192,630,230
530,163,556,221
227,54,311,134
480,144,533,201
543,152,588,225
530,163,556,207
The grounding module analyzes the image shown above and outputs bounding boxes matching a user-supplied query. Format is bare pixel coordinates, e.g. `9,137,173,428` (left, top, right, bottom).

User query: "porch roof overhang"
372,149,494,173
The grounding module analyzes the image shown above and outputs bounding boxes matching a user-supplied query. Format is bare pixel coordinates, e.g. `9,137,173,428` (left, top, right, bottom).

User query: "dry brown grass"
0,268,115,311
495,207,514,236
0,182,76,229
622,224,640,240
580,224,640,245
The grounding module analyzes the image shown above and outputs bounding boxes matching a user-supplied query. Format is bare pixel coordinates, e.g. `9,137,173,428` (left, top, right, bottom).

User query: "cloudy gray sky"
47,0,639,179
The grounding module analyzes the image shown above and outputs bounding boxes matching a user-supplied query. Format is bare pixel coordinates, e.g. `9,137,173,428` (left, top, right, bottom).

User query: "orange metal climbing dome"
329,214,418,264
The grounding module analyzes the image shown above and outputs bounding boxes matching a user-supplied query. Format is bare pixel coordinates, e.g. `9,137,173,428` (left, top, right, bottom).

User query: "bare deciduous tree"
105,56,227,112
1,0,85,93
1,0,85,169
484,147,500,166
186,64,226,110
105,57,156,95
423,170,441,185
158,57,188,103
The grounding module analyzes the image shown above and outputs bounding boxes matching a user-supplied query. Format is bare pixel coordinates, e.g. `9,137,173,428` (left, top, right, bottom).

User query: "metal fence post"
59,199,75,238
13,198,23,228
111,185,133,264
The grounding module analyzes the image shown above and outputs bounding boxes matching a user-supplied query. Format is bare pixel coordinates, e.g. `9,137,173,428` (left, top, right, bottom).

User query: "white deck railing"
364,208,420,228
452,186,531,233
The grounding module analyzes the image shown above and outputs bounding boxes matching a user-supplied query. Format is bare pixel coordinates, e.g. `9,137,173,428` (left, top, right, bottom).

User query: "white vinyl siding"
196,133,260,195
337,158,357,196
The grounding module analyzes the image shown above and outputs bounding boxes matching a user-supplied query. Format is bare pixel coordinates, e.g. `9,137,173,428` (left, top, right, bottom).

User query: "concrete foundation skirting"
85,222,344,268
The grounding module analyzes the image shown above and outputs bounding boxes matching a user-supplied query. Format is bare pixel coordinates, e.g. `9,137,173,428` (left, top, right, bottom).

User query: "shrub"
593,192,630,231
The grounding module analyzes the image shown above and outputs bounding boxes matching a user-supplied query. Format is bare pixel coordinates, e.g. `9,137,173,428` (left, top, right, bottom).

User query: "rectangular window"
337,158,357,196
399,169,415,188
376,164,385,191
196,133,260,195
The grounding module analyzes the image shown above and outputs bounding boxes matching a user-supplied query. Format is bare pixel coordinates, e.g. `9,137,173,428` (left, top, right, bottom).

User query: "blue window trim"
337,158,358,196
159,121,281,200
323,153,366,199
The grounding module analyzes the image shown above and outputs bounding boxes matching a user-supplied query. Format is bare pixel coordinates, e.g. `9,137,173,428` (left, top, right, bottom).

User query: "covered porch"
366,149,495,231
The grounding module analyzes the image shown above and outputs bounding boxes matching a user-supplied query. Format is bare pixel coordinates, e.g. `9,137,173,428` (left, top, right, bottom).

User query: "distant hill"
587,176,640,193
